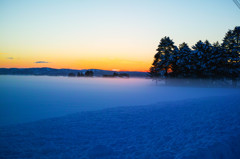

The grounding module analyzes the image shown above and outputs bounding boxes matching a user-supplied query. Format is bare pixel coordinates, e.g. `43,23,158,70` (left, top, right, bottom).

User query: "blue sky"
0,0,239,71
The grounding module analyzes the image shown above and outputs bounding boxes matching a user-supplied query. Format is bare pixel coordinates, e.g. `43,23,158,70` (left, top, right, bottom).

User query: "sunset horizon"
0,56,151,72
0,65,148,72
1,0,239,72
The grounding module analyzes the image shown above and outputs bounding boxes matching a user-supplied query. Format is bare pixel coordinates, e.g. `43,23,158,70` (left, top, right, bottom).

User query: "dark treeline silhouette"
149,26,240,87
103,72,129,78
68,70,94,77
85,70,94,77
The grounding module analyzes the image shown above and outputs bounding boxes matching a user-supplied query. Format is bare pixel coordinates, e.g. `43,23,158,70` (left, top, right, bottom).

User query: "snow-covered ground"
0,75,240,158
0,95,240,159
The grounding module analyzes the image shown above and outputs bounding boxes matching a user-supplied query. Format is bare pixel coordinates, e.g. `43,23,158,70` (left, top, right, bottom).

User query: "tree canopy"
150,26,240,81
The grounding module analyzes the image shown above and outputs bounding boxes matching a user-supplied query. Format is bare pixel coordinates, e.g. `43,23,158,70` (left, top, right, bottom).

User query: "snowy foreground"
1,95,240,159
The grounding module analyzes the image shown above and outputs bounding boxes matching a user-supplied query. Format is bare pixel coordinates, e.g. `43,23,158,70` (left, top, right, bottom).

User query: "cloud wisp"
35,61,50,64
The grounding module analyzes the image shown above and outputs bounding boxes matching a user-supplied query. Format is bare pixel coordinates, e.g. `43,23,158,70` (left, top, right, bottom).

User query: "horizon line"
0,67,148,72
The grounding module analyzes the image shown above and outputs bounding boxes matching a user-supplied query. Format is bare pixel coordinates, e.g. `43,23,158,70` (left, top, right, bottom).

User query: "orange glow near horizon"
0,55,151,72
1,0,239,73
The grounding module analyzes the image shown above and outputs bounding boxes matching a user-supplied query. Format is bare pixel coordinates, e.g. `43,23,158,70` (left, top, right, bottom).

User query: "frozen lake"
1,75,240,126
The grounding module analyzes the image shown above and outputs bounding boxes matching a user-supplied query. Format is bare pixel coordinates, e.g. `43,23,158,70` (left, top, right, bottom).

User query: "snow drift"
0,95,240,159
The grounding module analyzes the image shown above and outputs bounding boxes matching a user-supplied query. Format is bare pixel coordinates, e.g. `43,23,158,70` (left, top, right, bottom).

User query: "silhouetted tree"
77,72,84,77
113,72,118,77
177,42,193,77
222,26,240,86
148,66,160,77
85,70,94,77
149,26,240,87
169,46,181,77
68,73,76,77
151,36,176,78
191,40,213,78
209,42,227,79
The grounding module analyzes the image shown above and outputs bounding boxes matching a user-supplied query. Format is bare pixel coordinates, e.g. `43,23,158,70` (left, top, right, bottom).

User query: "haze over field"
0,75,239,126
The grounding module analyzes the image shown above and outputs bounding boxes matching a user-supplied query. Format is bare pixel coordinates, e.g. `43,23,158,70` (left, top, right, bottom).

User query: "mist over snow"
1,75,239,126
0,75,240,158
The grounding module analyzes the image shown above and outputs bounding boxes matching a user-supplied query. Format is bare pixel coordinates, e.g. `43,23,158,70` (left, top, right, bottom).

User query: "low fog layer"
1,75,240,125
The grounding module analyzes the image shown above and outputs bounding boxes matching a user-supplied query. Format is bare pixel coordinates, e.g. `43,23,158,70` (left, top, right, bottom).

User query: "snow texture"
0,95,240,159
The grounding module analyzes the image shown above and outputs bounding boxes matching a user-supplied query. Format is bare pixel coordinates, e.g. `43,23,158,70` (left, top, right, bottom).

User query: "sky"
0,0,239,71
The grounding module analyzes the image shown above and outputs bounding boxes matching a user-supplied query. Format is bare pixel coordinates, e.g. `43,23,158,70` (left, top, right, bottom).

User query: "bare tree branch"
233,0,240,10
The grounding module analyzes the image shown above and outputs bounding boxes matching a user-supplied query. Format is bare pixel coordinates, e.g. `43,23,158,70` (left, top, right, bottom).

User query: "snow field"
0,95,240,158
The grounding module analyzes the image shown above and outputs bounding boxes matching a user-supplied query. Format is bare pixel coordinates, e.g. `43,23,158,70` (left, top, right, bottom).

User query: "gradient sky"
0,0,239,71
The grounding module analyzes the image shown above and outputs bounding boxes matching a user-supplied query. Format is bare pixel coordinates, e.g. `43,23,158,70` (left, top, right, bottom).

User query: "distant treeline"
103,72,129,78
68,71,129,78
68,70,94,77
0,68,144,77
149,26,240,84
